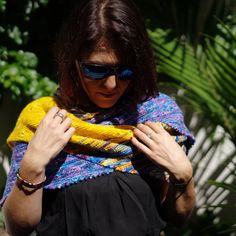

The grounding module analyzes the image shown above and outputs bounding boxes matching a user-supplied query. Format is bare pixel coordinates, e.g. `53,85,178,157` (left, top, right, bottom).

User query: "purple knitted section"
0,142,27,207
0,93,195,207
88,93,194,149
0,142,114,207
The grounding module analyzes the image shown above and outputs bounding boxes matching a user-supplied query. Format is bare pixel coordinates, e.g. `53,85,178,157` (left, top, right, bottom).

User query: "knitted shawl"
1,93,194,206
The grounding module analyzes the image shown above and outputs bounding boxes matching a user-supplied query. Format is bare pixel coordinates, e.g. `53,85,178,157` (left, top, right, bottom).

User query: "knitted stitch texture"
0,93,195,207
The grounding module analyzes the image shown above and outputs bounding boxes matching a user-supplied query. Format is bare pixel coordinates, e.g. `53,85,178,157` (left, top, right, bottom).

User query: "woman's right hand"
2,106,76,234
20,106,75,176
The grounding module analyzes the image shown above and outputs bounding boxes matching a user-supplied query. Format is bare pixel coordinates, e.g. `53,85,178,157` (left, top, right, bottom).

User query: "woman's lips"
99,92,118,98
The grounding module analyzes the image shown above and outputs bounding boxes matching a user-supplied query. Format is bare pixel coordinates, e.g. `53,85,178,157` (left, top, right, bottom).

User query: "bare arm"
131,122,196,226
3,168,45,236
3,107,75,236
160,178,196,226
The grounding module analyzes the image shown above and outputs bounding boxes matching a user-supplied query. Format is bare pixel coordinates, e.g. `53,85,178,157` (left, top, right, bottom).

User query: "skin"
131,122,196,225
77,46,132,109
3,107,75,235
3,46,195,235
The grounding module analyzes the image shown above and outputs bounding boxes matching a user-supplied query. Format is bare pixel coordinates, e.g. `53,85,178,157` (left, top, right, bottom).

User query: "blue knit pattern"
0,93,195,207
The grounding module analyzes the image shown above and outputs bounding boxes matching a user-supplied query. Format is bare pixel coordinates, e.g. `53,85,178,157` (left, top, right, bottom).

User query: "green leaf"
208,180,236,192
0,0,6,12
0,49,57,100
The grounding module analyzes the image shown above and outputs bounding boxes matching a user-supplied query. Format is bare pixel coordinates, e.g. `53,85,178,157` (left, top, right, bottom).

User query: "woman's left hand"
131,122,193,183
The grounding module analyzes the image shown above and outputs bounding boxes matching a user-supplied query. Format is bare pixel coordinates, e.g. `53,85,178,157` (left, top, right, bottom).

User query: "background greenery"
0,0,236,235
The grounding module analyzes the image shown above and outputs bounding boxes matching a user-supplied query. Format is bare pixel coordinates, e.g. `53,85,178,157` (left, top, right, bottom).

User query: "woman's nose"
103,75,117,90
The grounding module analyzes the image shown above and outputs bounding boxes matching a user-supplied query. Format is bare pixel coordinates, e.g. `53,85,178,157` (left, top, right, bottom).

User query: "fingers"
60,117,72,130
40,106,75,138
26,106,76,166
53,109,67,124
131,136,152,156
43,106,60,120
131,122,171,154
145,122,166,134
64,126,76,142
133,122,164,145
133,125,156,147
44,107,68,125
44,106,68,123
131,122,193,182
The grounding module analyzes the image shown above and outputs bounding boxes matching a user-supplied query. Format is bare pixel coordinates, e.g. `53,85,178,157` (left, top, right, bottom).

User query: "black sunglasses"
78,62,135,81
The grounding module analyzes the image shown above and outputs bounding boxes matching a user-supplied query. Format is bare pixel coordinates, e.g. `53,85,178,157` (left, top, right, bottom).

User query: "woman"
1,0,196,235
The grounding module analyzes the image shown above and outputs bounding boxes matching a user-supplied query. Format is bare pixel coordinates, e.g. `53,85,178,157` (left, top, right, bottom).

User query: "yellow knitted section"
7,96,183,155
7,97,134,153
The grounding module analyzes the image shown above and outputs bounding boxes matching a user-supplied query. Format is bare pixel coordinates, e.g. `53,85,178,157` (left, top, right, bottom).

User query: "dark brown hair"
54,0,158,110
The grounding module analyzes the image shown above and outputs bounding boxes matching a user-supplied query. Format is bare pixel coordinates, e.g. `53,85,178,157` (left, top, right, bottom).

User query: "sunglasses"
78,62,135,81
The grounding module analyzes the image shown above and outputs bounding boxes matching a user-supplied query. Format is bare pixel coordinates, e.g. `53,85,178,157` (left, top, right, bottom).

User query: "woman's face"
78,46,132,109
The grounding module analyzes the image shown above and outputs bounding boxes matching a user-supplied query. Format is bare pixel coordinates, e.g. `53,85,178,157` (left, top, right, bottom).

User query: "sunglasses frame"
75,60,135,81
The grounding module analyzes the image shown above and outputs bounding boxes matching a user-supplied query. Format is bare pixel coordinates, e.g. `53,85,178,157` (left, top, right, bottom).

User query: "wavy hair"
54,0,158,110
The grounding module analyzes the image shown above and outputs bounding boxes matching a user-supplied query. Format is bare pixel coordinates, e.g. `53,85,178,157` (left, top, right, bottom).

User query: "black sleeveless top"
36,172,166,236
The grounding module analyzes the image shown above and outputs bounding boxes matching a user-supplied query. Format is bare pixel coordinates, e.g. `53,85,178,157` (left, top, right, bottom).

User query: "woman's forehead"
86,49,119,64
82,39,130,65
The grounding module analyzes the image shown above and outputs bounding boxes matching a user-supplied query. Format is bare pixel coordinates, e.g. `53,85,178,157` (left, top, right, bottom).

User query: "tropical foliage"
0,48,57,100
0,0,56,102
1,0,236,235
0,0,56,230
149,15,236,143
149,12,236,236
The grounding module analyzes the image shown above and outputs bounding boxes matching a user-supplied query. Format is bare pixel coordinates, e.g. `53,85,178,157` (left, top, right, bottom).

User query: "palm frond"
149,20,236,143
149,18,236,234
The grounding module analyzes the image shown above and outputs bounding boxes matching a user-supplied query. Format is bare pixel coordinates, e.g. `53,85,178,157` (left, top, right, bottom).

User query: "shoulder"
151,92,177,104
18,96,57,127
140,92,182,113
21,96,56,114
140,93,195,151
7,97,56,148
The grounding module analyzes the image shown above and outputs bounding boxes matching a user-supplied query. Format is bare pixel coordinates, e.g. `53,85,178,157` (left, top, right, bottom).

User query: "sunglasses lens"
118,68,134,80
81,64,108,80
80,63,134,80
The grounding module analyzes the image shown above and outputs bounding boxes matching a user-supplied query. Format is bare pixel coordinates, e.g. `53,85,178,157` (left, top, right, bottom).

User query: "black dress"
36,172,166,236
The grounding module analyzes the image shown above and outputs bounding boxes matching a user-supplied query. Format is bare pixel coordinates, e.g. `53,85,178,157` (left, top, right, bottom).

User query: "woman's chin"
93,99,118,109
